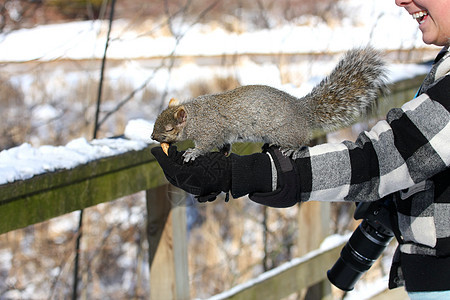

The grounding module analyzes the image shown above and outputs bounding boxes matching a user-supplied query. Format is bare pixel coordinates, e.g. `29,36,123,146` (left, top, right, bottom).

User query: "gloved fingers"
152,145,231,200
196,191,231,203
196,192,220,203
151,145,184,177
167,145,181,159
150,145,166,158
151,144,181,158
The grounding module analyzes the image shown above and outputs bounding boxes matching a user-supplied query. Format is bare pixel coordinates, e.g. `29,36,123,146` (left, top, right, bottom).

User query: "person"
151,0,450,298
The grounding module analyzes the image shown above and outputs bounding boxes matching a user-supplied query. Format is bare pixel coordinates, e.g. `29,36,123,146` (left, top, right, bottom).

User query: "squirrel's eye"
165,126,174,132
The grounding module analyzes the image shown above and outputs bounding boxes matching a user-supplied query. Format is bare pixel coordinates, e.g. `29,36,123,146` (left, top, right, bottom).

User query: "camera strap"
386,197,404,245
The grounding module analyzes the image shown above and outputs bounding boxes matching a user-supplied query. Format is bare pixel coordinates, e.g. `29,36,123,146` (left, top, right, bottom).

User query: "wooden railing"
209,238,409,300
0,74,424,299
209,240,345,300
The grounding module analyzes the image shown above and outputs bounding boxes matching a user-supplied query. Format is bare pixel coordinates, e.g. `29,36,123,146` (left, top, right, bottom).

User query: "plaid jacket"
295,47,450,291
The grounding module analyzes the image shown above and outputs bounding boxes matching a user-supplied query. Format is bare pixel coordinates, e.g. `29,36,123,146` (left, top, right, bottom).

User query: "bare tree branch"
98,0,224,125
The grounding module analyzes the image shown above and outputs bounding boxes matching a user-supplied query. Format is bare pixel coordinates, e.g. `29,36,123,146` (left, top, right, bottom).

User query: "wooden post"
297,135,332,300
146,184,190,300
297,201,332,300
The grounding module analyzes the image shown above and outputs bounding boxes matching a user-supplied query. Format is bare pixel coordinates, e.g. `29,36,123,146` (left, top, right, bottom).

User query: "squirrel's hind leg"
218,144,231,156
280,147,295,157
280,147,303,160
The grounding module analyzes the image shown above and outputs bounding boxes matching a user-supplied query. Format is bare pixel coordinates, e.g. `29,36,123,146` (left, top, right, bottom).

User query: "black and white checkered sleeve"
297,75,450,202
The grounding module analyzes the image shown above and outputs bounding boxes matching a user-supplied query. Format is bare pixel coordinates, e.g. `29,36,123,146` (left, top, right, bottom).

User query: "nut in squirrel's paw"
161,143,170,155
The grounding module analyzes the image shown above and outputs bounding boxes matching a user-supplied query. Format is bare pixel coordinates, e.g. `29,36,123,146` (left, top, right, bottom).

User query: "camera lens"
327,220,393,291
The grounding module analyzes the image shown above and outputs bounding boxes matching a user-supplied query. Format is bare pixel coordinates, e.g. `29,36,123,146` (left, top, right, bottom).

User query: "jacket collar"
434,46,449,64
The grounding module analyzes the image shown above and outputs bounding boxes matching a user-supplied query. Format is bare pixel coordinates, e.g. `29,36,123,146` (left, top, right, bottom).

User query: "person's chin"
420,30,440,46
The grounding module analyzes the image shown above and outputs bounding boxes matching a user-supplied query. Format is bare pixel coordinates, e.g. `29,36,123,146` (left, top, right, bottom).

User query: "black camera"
327,198,395,291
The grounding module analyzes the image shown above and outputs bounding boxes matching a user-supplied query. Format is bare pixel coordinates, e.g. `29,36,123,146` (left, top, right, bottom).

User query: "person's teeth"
412,11,428,20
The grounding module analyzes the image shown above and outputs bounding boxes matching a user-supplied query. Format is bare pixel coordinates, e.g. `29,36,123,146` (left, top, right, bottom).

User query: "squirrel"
151,47,387,162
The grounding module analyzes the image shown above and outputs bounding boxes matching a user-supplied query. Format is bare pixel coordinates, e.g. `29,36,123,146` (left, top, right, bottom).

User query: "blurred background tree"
47,0,107,20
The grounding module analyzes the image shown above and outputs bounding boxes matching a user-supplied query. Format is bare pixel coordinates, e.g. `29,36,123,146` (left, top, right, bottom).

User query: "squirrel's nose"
151,133,159,141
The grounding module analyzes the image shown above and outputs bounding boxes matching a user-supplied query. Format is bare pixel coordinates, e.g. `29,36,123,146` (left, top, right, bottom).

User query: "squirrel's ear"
174,106,187,125
168,98,179,107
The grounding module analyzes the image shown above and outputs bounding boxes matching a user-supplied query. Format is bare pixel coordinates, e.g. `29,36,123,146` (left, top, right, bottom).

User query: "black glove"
151,145,231,202
243,145,301,208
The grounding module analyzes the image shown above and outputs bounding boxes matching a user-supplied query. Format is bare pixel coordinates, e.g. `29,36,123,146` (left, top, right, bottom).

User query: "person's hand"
247,144,301,208
151,145,231,202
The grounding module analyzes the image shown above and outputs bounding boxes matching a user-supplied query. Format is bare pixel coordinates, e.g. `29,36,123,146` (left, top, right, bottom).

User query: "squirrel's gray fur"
151,47,387,162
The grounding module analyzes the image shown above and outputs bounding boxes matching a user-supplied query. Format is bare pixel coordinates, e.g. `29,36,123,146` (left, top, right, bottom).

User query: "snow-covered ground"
0,0,437,62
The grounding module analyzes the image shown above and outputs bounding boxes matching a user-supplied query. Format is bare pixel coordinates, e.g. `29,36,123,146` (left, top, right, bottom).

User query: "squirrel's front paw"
183,148,202,162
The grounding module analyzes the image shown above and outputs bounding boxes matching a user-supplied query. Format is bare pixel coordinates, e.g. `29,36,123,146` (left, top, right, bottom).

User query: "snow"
0,137,148,185
0,21,103,61
320,232,352,250
32,104,62,124
0,0,439,63
123,119,154,144
0,117,156,185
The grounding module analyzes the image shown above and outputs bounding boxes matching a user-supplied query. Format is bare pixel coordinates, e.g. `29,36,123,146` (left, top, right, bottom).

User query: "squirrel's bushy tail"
305,47,388,131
